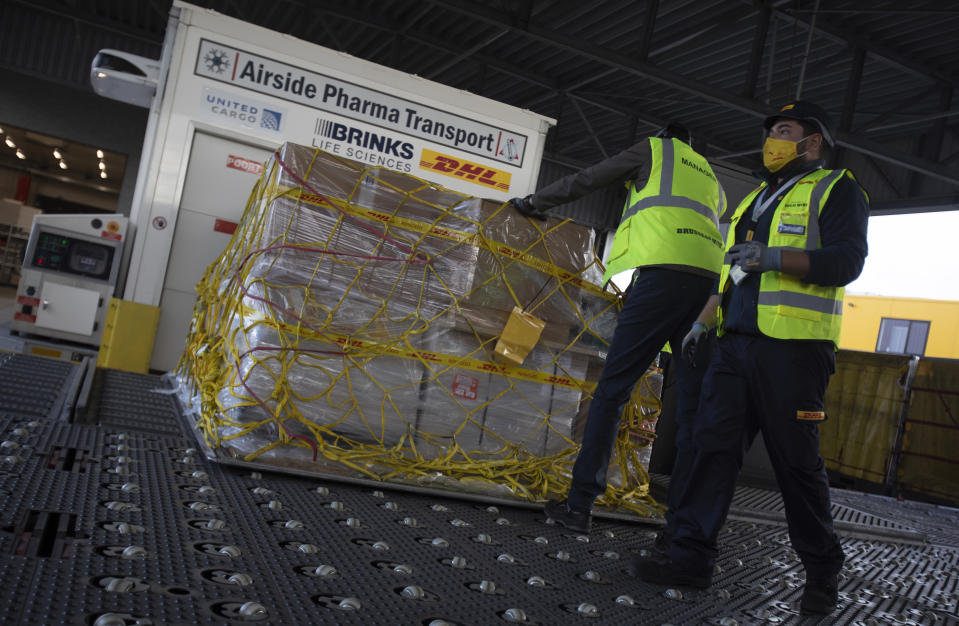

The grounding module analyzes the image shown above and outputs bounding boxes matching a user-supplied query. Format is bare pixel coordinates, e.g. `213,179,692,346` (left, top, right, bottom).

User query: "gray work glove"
681,321,709,367
509,195,549,221
725,241,784,273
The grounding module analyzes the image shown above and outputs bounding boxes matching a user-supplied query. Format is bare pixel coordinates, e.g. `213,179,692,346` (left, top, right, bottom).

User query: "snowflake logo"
204,49,230,74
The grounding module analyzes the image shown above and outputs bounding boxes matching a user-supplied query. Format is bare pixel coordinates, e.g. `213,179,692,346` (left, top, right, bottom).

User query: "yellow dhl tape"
236,314,597,394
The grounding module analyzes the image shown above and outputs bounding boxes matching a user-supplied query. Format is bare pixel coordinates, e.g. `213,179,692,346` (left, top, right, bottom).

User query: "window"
876,318,930,356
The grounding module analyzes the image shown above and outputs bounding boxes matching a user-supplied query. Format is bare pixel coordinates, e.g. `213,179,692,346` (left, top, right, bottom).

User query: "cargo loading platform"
0,352,957,625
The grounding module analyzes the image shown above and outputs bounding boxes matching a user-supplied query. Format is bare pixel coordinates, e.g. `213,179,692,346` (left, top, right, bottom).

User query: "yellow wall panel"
97,298,161,374
897,358,959,504
840,295,959,358
822,351,910,483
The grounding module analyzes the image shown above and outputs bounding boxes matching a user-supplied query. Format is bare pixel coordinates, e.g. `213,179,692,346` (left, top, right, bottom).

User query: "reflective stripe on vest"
718,168,855,346
622,139,722,231
602,138,724,284
802,169,845,250
757,291,843,316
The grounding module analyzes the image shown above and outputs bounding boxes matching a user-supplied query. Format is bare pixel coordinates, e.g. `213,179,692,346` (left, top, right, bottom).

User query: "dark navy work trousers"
669,333,845,580
567,268,714,512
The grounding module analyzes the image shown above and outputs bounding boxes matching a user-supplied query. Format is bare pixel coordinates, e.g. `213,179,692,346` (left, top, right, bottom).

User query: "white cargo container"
114,1,556,371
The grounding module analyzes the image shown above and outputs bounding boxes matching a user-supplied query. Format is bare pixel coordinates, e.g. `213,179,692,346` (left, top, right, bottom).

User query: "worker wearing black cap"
630,101,869,616
508,124,724,536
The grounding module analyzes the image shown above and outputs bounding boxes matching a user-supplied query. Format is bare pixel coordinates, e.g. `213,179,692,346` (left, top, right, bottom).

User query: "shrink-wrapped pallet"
179,142,661,515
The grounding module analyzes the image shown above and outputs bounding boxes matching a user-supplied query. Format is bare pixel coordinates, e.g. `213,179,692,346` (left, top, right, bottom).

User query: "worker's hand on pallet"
509,195,549,221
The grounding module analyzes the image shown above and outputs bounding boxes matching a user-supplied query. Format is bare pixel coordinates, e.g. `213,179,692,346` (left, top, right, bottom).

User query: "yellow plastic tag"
494,306,546,366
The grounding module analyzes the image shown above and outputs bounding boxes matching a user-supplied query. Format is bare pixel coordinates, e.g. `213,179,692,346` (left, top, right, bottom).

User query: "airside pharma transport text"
237,62,498,153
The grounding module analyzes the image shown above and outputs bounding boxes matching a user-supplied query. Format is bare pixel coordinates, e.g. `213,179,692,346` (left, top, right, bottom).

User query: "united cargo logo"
419,148,511,192
200,86,284,132
312,118,414,173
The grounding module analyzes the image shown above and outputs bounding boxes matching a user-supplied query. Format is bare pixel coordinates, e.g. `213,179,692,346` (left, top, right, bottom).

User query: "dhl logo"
419,148,511,192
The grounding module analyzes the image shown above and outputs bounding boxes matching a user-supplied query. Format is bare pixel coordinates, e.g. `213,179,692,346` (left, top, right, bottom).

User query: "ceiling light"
0,127,4,134
53,148,63,159
4,138,15,149
16,150,26,160
98,160,106,170
59,160,68,170
100,170,107,179
96,149,104,159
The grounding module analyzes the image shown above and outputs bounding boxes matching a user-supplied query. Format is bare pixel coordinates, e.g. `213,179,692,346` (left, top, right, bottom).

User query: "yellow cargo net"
177,145,664,517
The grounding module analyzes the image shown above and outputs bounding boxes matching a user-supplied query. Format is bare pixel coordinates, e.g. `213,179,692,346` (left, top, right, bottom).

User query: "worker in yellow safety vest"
509,123,725,537
630,101,869,617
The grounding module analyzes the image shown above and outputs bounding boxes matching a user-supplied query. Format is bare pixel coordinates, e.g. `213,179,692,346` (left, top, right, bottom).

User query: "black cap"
763,101,834,146
654,122,690,144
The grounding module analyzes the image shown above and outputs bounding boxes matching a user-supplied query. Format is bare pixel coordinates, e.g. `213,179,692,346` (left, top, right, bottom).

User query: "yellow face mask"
762,136,809,172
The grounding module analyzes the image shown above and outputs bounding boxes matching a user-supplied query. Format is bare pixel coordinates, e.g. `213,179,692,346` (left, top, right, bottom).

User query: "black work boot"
543,499,591,533
651,530,671,556
800,576,839,615
627,554,712,589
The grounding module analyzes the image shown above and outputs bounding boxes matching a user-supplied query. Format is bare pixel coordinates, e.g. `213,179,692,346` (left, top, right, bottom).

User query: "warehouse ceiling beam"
367,5,430,66
909,84,954,196
148,0,168,23
865,107,959,133
8,0,162,46
839,48,866,133
258,1,284,29
831,47,865,169
856,85,942,134
863,156,905,200
514,0,534,31
870,195,959,217
424,30,509,80
312,3,739,157
647,3,758,61
638,0,659,61
524,68,619,109
792,0,821,100
420,0,959,188
742,2,771,98
567,95,609,159
308,11,345,51
769,3,959,88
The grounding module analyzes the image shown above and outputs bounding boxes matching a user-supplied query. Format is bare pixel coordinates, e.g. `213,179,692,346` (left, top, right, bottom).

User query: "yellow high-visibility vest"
603,138,725,285
718,168,863,346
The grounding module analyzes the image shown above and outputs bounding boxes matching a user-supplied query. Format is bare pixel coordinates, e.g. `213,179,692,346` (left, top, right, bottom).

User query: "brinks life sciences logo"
201,86,284,133
312,117,414,172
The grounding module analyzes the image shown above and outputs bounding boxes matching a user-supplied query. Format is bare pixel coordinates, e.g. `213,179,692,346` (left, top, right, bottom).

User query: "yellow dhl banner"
419,148,512,193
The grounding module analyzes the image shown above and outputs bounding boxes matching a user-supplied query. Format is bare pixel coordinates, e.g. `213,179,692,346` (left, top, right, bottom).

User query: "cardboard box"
0,199,40,231
414,328,593,458
206,142,616,462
